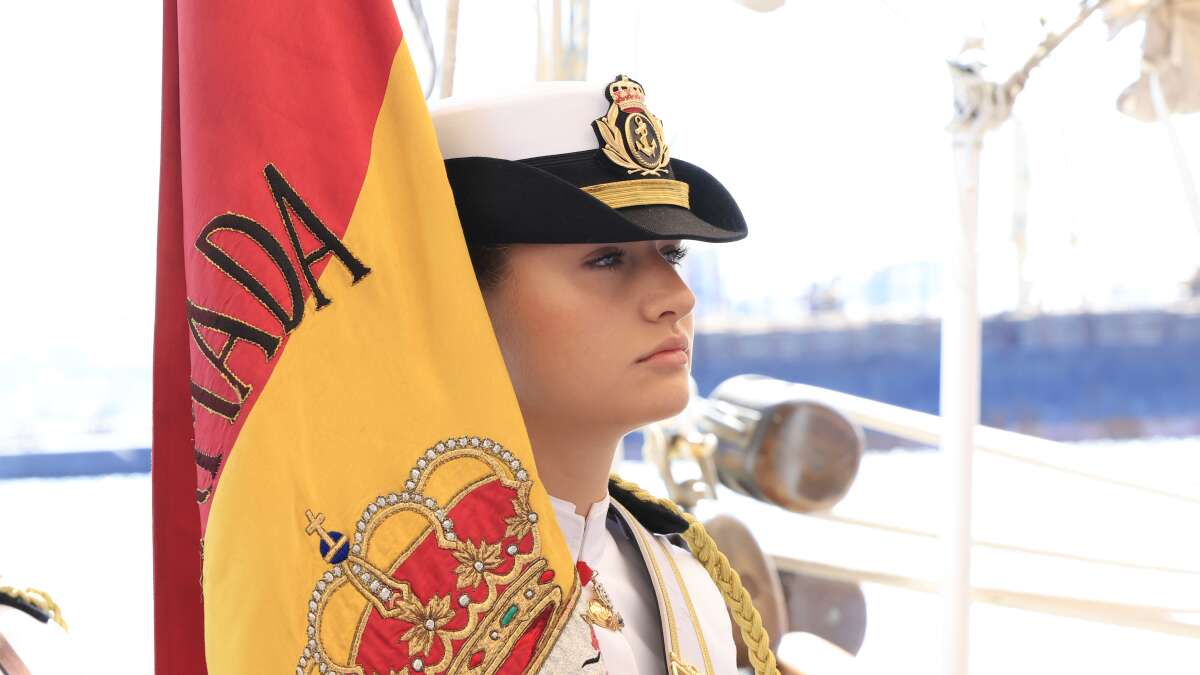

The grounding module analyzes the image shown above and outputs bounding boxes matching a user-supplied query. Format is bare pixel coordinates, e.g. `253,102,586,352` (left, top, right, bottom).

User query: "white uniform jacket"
537,484,739,675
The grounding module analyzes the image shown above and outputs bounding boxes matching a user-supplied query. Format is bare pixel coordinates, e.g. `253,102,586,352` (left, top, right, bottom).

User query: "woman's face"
482,239,696,435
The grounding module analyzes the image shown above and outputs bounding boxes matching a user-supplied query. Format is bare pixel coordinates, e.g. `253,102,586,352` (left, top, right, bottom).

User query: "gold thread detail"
0,585,67,630
580,179,690,210
303,436,561,674
657,536,715,675
592,76,672,176
612,500,682,668
609,474,780,675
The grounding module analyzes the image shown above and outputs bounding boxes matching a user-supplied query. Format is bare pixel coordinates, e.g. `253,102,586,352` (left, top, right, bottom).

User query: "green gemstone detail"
500,604,519,626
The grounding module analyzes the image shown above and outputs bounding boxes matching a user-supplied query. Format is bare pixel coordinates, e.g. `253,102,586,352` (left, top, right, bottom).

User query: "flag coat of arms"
153,2,582,671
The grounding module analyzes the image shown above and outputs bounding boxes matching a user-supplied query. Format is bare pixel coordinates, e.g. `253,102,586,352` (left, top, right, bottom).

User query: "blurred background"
1,0,1197,673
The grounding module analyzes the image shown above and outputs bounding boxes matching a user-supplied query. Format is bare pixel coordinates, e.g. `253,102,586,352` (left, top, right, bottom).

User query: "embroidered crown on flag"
296,435,570,674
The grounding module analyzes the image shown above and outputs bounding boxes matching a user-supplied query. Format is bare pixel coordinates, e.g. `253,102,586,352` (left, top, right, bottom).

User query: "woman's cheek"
519,307,586,402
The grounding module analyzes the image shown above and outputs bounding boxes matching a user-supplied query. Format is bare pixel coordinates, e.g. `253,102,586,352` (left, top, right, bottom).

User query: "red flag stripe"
154,3,405,672
174,1,403,528
152,1,207,671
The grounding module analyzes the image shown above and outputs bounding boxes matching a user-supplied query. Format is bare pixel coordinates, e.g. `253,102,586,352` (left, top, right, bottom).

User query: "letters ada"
187,163,371,423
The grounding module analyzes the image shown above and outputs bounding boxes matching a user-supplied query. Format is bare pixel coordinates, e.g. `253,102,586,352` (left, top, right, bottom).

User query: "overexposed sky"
4,0,1199,351
1,0,1199,446
1,3,160,368
443,0,1200,316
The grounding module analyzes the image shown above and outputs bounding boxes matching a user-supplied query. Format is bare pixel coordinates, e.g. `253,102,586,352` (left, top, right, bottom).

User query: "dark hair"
467,241,509,292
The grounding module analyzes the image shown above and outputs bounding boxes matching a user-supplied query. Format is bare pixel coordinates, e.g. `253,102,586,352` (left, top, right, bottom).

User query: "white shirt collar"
548,492,612,564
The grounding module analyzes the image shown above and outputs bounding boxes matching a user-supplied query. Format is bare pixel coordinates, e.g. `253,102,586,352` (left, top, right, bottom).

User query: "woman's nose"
641,257,696,322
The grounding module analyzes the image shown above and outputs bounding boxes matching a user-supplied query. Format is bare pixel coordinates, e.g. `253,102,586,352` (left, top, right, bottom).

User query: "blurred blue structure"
0,448,150,479
4,309,1197,476
692,309,1200,441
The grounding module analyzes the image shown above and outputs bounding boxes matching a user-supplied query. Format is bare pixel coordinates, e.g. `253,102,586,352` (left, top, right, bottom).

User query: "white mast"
941,4,1111,672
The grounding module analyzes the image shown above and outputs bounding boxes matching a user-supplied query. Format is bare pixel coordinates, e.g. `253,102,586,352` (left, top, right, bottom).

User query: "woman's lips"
637,335,690,364
637,348,689,367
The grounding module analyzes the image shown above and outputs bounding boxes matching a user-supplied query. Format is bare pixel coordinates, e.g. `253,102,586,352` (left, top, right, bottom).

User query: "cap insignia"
592,75,671,176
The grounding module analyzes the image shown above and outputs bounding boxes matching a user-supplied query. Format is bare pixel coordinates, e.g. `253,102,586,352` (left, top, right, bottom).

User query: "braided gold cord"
610,475,780,675
0,585,67,630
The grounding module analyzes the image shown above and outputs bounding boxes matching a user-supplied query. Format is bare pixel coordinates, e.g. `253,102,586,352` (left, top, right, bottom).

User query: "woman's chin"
630,380,692,427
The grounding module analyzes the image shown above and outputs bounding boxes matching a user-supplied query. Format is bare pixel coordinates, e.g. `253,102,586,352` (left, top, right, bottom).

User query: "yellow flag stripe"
203,44,572,671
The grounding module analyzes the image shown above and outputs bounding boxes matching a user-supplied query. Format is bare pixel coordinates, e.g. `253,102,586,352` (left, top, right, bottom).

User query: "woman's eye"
661,246,689,266
587,251,625,269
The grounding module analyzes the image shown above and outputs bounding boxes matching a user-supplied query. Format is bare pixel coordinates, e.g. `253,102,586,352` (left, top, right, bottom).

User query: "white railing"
778,383,1198,506
758,383,1200,639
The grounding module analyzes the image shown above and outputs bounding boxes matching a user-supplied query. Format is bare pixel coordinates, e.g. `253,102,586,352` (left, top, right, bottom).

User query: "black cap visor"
443,154,747,245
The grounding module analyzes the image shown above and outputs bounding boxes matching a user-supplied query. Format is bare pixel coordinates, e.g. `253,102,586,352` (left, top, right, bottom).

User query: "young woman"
432,77,777,675
469,237,696,513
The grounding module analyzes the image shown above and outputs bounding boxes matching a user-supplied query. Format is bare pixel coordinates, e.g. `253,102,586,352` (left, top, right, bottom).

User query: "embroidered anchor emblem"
592,74,671,175
634,116,657,157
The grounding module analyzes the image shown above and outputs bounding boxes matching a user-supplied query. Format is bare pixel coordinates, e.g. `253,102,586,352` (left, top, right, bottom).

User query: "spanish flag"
153,2,579,672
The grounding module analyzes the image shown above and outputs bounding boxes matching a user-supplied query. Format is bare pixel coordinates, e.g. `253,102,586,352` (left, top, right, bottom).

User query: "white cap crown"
430,82,617,161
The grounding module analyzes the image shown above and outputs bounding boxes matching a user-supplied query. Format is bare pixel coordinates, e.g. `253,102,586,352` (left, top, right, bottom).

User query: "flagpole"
439,0,460,98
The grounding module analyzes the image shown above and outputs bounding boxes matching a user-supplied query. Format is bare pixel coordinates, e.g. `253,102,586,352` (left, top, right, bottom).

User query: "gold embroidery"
452,539,504,588
614,500,707,675
592,75,671,176
395,594,455,655
609,474,782,675
581,178,690,210
658,536,715,675
445,558,567,673
504,484,537,538
298,435,578,675
633,116,657,157
671,654,704,675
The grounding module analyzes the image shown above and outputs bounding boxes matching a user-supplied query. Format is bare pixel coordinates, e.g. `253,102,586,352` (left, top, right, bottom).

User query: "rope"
978,445,1200,507
770,556,1200,639
814,511,1200,577
0,585,67,631
610,474,780,675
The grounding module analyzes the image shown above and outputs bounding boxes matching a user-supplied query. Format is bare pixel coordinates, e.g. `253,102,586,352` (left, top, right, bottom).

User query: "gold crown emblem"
607,76,647,112
295,435,577,675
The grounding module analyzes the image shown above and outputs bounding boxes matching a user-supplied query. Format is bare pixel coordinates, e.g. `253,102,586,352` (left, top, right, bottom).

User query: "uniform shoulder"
607,477,688,535
606,479,729,619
